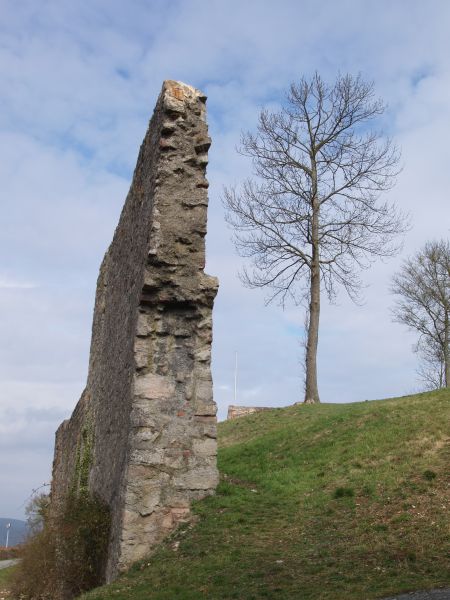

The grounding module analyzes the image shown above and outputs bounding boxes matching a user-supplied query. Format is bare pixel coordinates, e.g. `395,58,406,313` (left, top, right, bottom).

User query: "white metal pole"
234,351,238,404
5,523,10,548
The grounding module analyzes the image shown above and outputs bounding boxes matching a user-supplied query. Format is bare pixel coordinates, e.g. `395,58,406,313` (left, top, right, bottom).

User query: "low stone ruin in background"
227,405,272,420
51,81,218,582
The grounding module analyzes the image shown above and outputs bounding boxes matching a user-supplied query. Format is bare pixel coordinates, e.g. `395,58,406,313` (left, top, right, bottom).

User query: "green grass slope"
83,390,450,600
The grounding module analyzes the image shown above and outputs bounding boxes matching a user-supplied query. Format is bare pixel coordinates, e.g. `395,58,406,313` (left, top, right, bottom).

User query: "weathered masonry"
51,81,219,582
227,405,272,420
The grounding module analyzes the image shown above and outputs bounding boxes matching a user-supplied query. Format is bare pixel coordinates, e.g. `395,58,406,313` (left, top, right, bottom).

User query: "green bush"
11,491,110,600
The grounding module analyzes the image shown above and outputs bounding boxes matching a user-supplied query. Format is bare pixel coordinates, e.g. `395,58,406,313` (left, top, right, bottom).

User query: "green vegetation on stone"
74,421,94,496
77,389,449,599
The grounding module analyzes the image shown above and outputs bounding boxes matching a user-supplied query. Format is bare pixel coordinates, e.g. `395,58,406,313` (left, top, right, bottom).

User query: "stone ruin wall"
227,406,272,420
51,81,218,582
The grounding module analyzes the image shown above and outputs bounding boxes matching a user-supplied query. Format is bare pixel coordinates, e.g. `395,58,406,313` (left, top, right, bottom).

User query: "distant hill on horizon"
0,518,28,546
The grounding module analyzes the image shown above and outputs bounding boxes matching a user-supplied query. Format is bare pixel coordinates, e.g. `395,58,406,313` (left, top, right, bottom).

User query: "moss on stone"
73,420,94,496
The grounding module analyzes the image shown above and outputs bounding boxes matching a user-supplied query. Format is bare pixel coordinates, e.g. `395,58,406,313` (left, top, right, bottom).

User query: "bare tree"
223,73,407,403
415,336,445,390
391,239,450,389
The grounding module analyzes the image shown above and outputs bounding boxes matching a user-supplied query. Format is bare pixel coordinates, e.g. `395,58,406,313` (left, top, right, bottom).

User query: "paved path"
382,590,450,600
0,560,18,571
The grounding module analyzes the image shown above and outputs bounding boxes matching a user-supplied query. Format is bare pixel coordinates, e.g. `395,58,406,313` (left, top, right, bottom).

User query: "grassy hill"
79,389,449,599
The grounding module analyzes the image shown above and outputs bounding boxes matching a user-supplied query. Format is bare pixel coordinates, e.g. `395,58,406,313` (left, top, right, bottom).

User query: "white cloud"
0,277,37,289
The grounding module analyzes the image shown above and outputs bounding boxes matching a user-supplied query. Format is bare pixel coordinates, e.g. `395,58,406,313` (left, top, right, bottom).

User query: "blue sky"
1,0,450,519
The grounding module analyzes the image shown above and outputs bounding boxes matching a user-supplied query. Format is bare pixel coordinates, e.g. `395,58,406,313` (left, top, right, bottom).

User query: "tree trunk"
304,187,321,403
444,311,449,388
304,261,321,403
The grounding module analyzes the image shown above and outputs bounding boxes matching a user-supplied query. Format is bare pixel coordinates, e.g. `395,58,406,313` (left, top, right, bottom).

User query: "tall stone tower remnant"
51,81,219,582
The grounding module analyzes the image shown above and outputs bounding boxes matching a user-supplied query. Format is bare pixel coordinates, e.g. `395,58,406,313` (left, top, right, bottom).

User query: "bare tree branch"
391,239,450,389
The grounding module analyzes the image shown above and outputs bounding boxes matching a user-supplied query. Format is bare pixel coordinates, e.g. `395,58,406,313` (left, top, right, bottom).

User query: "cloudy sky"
1,0,449,520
